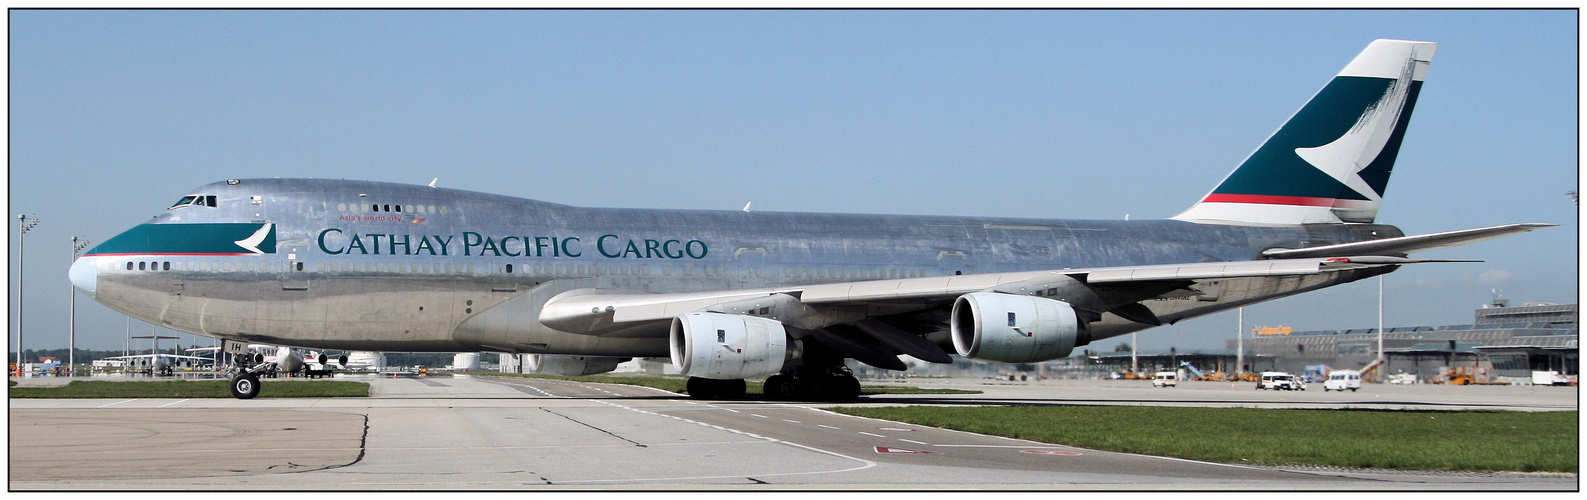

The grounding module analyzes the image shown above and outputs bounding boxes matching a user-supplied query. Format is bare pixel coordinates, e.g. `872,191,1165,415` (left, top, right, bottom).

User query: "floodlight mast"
1378,276,1386,381
15,215,39,372
70,237,90,377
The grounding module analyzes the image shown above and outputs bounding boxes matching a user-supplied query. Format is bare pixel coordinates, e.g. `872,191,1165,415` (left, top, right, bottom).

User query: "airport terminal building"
1233,301,1577,384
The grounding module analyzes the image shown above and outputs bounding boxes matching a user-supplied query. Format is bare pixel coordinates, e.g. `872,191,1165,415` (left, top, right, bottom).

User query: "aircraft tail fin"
1172,39,1437,225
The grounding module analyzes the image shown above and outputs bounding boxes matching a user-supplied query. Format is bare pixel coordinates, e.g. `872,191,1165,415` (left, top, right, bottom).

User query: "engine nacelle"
526,355,629,376
951,292,1090,363
669,312,788,380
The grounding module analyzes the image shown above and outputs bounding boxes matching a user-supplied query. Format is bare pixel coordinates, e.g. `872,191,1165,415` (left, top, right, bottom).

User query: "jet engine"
950,292,1090,363
669,312,789,380
525,354,629,376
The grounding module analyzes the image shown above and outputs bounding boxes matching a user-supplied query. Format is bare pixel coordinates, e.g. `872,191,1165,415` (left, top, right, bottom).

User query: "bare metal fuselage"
82,179,1398,357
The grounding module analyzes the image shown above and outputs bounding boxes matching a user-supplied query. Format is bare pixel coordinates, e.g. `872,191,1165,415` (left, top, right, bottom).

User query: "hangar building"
1233,301,1577,384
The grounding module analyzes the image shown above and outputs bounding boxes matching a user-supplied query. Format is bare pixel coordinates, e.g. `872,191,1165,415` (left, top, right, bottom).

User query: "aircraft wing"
539,255,1407,337
103,354,213,361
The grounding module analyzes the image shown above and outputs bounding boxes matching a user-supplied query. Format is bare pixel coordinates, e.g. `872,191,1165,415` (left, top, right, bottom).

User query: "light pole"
70,237,90,377
1236,307,1245,377
15,215,39,373
1377,275,1385,382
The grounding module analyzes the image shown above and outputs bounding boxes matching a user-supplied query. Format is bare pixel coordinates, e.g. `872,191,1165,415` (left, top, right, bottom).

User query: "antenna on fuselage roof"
428,178,438,188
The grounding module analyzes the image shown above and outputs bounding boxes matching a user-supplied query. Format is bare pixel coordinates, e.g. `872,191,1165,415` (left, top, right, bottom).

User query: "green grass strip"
471,372,979,395
8,380,369,398
833,405,1577,473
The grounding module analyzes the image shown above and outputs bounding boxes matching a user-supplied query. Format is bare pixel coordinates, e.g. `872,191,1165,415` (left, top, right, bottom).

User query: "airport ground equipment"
1303,364,1332,383
1257,372,1305,390
1323,369,1362,391
1358,359,1383,382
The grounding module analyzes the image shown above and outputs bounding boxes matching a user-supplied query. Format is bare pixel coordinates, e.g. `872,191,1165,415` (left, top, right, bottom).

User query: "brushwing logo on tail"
1172,39,1436,225
1292,56,1421,204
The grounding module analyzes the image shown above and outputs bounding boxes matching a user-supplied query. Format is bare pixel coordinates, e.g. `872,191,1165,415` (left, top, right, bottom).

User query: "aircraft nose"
69,256,98,298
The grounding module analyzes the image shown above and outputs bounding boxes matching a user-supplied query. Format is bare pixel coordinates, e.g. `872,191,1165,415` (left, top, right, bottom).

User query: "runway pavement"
8,374,1578,490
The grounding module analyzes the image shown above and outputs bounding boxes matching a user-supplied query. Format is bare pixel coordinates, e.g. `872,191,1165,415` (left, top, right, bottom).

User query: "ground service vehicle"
1323,370,1362,391
1258,372,1304,391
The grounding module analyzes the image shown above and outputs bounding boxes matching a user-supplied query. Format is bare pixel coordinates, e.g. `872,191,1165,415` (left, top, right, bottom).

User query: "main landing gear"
685,365,862,402
764,365,862,402
685,377,747,400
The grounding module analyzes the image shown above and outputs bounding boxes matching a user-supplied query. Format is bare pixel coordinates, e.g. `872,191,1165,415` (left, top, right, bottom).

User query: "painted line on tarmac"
582,398,877,484
156,399,190,408
96,399,137,408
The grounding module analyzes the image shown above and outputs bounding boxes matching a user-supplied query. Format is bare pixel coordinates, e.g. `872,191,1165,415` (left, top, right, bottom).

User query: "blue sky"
9,9,1578,353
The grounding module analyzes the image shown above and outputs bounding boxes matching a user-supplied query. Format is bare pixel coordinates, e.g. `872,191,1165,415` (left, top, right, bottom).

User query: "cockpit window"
168,195,219,210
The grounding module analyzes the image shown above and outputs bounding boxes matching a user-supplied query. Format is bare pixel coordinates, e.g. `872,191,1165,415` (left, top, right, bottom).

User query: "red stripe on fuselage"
1201,194,1340,207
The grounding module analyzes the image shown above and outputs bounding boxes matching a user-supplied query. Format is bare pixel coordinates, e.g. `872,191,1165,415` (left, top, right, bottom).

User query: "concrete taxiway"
8,375,1578,490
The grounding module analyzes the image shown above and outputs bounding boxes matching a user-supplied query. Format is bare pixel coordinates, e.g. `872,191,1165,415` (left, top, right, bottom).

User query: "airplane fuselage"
78,178,1399,356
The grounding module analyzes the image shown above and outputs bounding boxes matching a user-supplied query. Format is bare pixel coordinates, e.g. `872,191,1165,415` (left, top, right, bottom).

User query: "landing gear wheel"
720,379,746,399
764,375,797,400
686,377,746,400
834,376,862,401
686,377,715,399
230,372,261,399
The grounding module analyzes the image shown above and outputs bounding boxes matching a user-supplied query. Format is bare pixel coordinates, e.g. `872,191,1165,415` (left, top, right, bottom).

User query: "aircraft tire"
686,377,715,399
230,373,261,399
722,379,746,399
685,377,746,400
835,376,861,401
764,375,796,400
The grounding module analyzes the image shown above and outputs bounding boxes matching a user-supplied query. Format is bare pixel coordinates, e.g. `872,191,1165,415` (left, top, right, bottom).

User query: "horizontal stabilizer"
1261,223,1554,259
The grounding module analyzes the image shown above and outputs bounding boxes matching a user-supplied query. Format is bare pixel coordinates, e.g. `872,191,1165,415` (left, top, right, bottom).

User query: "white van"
1257,372,1303,390
1152,371,1177,387
1323,370,1361,392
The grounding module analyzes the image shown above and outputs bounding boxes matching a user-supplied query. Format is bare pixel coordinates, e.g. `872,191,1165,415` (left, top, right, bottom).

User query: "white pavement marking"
156,399,190,408
750,414,768,418
584,399,877,484
816,424,840,430
96,399,137,408
899,439,930,445
859,432,886,438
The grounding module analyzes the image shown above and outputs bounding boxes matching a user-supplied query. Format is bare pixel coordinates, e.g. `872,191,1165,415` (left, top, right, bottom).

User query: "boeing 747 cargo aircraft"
69,39,1550,399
